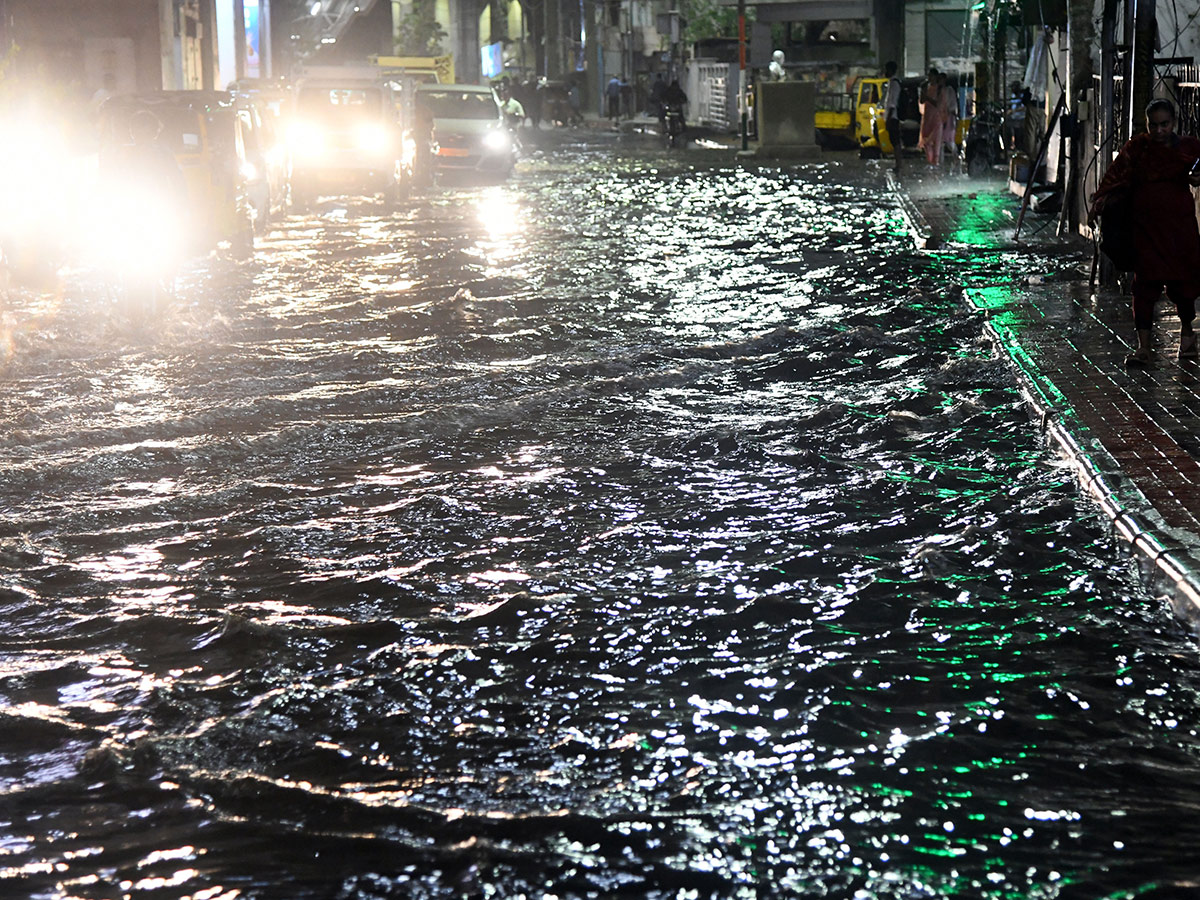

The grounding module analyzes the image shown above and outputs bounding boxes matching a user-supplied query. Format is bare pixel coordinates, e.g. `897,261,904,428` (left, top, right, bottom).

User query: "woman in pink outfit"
918,68,944,165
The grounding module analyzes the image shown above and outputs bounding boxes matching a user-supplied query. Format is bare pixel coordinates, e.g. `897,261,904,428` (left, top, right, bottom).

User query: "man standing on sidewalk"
606,75,622,123
884,61,903,173
1090,99,1200,365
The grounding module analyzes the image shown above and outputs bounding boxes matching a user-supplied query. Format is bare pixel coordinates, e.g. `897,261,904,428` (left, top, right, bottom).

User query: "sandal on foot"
1126,347,1152,366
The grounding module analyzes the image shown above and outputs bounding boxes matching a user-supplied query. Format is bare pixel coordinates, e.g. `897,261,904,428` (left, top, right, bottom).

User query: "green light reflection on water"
945,191,1018,248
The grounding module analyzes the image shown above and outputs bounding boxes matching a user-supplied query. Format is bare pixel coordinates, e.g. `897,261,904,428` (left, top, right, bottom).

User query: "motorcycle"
84,167,190,323
664,103,686,148
963,103,1007,177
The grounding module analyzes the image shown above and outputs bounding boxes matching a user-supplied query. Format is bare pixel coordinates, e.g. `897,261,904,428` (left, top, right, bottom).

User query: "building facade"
0,0,272,98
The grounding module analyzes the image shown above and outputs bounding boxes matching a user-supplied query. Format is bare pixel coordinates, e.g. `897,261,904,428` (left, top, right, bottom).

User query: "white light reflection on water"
3,145,1199,900
75,543,168,585
474,187,526,274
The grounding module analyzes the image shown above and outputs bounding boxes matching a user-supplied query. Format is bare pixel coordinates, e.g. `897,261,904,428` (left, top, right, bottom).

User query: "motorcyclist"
97,106,191,316
108,108,188,210
497,84,526,130
662,80,688,139
663,79,688,112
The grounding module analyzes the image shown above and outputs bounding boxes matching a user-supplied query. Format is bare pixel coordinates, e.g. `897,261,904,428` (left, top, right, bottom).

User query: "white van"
288,66,414,208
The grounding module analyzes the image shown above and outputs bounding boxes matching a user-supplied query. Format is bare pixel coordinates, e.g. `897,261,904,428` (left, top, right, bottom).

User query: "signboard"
244,0,261,79
482,42,503,79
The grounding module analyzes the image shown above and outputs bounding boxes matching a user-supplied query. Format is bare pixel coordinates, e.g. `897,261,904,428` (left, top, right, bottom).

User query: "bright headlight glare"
356,123,389,152
86,180,187,277
240,160,259,182
483,130,510,151
288,120,325,155
0,116,81,233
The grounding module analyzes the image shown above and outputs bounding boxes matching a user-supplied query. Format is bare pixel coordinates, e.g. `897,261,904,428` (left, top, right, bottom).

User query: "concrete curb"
885,171,940,250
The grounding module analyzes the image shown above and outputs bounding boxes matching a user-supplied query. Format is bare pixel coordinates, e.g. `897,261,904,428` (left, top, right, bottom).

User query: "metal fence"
691,61,733,131
1164,63,1200,138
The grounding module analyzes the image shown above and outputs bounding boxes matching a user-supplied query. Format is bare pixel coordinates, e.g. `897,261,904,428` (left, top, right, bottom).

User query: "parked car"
287,67,414,208
228,82,293,231
415,83,518,180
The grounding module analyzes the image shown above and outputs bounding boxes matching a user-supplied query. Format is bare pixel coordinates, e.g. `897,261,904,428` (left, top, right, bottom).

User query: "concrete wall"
1157,0,1200,62
756,79,819,155
0,0,165,97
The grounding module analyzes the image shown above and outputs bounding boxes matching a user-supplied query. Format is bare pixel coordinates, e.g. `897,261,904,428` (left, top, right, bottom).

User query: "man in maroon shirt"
1091,99,1200,365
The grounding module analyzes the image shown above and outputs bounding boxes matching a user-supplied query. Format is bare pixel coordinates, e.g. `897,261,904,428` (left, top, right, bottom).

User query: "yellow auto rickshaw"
98,91,256,256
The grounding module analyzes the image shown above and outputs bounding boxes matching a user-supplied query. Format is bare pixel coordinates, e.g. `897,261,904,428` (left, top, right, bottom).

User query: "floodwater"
3,133,1200,900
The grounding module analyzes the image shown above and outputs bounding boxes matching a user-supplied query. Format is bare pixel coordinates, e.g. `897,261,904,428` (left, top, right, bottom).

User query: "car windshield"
417,91,498,120
297,87,383,124
104,105,206,155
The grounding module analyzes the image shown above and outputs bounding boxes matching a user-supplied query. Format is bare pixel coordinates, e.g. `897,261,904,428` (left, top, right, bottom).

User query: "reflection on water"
0,144,1198,899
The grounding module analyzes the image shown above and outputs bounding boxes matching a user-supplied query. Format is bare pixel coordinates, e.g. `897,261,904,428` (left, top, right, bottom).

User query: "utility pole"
546,0,561,77
738,0,747,150
234,0,247,82
1061,0,1094,236
1129,0,1155,137
990,4,1005,106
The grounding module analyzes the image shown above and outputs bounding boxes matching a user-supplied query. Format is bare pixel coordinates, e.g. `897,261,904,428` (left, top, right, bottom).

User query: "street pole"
738,0,747,150
1130,0,1154,138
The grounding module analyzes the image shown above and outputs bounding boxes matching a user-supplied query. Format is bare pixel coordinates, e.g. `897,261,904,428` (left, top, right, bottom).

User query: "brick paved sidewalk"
893,169,1200,615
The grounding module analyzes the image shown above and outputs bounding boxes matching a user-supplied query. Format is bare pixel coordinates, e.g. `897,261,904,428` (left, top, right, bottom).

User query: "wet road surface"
2,133,1200,899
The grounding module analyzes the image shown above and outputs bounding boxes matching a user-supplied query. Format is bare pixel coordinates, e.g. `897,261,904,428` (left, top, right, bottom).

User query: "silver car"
415,84,517,180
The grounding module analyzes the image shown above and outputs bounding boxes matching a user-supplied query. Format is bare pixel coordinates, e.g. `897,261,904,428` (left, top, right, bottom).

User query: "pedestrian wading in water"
1089,98,1200,365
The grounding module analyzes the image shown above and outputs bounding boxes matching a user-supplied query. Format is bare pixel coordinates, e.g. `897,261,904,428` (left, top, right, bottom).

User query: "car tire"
966,148,989,178
290,181,312,212
254,192,271,235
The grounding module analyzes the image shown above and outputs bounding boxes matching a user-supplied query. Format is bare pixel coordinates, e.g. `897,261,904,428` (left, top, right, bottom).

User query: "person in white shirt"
769,50,787,81
883,61,902,173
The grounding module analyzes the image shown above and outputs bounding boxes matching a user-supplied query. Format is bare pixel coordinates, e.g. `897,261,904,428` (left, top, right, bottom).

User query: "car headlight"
483,130,510,152
356,123,390,153
87,181,188,276
288,120,326,157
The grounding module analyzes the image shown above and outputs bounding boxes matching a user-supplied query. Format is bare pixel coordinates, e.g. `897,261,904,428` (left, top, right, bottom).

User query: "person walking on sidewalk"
918,69,945,166
1089,98,1200,365
883,61,903,173
940,74,959,165
606,75,622,123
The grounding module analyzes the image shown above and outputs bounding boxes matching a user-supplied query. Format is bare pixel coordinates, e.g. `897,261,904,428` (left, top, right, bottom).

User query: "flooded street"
4,134,1200,899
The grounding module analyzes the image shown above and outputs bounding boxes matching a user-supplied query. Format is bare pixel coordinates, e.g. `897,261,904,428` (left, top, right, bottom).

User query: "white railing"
691,61,734,131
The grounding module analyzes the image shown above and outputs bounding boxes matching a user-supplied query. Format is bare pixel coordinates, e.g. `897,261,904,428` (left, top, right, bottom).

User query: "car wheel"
290,181,312,212
254,192,271,235
966,148,989,178
232,220,254,259
395,166,413,201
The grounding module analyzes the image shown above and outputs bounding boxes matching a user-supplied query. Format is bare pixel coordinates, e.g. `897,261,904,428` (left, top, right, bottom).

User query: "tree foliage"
395,0,448,56
681,0,752,43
